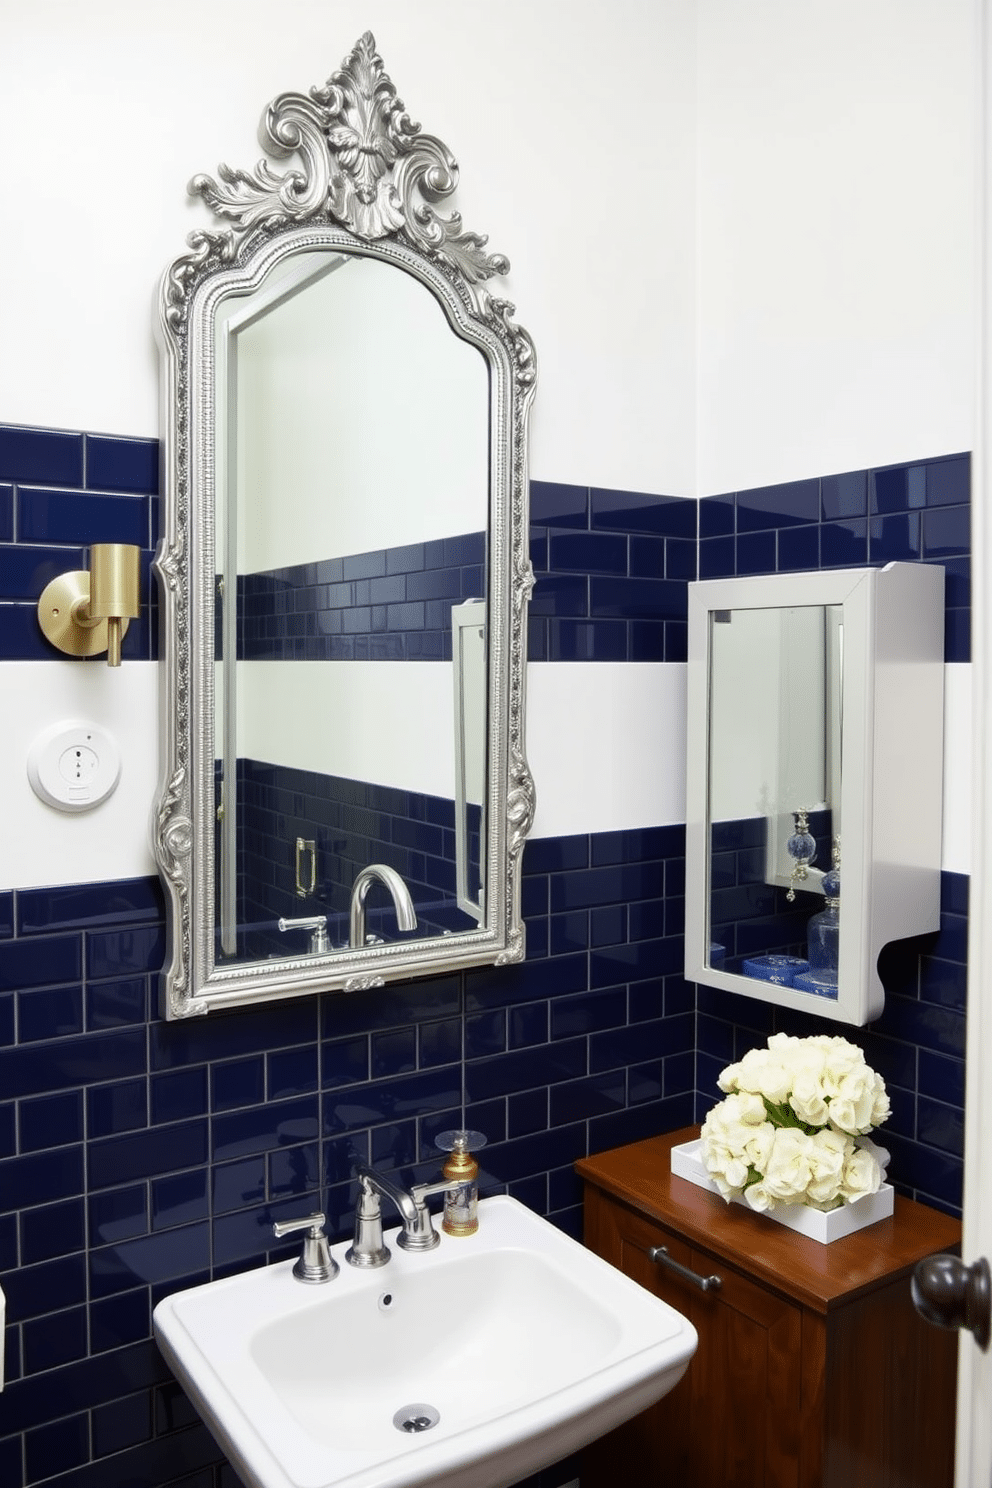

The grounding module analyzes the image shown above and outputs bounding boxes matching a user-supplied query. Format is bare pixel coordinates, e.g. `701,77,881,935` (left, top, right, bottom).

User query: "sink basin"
154,1194,697,1488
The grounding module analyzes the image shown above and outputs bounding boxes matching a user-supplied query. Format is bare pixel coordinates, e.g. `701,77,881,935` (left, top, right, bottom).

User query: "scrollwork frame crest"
154,32,536,1017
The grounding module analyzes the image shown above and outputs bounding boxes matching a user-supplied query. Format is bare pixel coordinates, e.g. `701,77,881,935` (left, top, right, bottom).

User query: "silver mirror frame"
153,32,536,1018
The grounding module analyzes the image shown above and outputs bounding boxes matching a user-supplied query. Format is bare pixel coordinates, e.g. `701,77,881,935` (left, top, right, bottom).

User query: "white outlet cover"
27,720,122,813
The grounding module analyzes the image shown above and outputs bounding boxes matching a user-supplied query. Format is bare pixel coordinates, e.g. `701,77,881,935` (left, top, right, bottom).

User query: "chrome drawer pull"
649,1244,722,1293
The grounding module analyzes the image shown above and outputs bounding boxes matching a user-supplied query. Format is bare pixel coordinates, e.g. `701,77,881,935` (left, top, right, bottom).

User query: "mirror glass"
153,33,536,1017
706,603,843,996
213,251,490,962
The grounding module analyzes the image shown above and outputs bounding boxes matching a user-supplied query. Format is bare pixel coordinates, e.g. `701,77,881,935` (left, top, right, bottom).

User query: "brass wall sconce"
38,544,141,666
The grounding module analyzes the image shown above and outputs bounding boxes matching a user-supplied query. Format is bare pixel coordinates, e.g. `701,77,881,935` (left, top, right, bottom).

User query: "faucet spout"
346,1164,471,1268
349,864,417,949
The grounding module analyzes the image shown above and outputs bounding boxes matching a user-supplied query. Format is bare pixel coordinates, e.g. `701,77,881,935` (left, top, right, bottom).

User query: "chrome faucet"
345,1165,468,1268
278,914,330,954
272,1211,338,1284
349,865,417,949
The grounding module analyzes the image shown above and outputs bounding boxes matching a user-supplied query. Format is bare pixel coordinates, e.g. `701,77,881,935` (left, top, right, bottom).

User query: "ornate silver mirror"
154,33,536,1018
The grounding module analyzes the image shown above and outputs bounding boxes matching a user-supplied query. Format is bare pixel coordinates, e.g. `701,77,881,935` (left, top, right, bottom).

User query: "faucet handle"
272,1212,339,1284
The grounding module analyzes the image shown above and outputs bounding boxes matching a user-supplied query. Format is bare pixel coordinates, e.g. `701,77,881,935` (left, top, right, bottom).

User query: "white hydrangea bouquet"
699,1033,891,1214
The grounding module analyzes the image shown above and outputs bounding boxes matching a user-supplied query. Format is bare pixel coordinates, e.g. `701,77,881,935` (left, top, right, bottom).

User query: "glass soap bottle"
806,843,841,991
435,1129,485,1236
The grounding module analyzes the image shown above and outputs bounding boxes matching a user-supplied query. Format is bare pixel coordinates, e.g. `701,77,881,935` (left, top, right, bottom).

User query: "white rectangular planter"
670,1139,894,1244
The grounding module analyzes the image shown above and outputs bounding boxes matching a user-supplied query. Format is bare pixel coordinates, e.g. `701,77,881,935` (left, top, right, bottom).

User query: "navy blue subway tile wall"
0,424,159,662
0,420,973,1485
698,453,970,662
528,480,695,662
238,532,485,662
236,760,475,954
695,869,968,1216
0,823,695,1487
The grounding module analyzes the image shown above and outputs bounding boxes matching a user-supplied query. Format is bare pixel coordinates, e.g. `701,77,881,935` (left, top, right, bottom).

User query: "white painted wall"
696,0,975,493
0,0,976,890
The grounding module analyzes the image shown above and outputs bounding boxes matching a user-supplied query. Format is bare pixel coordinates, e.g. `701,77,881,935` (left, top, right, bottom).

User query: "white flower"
804,1128,852,1207
761,1128,816,1204
702,1035,890,1210
840,1141,883,1201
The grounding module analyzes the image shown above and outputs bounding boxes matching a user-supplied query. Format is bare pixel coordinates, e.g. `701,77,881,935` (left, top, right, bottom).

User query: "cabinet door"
583,1193,802,1488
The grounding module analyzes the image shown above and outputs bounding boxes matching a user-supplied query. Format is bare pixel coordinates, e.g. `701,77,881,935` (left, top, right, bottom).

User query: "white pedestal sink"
154,1194,697,1488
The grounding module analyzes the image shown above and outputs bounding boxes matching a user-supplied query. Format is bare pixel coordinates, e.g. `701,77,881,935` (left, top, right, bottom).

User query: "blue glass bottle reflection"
794,847,840,999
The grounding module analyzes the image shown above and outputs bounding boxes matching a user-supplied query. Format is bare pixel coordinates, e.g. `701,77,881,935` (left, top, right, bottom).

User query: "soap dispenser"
436,1129,486,1236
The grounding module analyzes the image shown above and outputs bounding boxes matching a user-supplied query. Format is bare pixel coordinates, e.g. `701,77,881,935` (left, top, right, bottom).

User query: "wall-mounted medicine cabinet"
685,562,944,1026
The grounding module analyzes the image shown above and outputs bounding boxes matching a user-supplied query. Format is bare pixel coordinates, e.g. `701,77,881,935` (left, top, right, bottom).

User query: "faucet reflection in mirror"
153,32,536,1017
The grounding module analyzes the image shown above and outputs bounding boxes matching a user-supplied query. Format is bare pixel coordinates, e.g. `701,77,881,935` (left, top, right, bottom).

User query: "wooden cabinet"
577,1129,961,1488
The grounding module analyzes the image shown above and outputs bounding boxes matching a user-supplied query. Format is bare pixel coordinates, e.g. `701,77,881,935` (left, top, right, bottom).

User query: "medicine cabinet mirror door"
153,32,537,1018
684,563,944,1028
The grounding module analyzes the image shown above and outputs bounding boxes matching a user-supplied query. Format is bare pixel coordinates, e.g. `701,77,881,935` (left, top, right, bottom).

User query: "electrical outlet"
27,721,122,812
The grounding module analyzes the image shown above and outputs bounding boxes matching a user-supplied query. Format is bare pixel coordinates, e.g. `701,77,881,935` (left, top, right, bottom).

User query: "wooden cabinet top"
576,1126,962,1314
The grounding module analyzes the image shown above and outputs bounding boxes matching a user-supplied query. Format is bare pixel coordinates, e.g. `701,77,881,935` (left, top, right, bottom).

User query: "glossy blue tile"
629,619,668,660
0,425,84,486
87,924,165,978
88,1078,148,1137
871,463,927,514
211,1056,265,1112
212,1095,318,1161
529,573,588,617
268,1046,319,1098
777,523,819,571
88,1185,149,1245
927,455,970,506
820,517,868,567
151,1066,209,1125
25,1410,90,1480
464,1040,586,1103
20,1195,86,1265
699,494,735,538
0,933,81,990
212,1155,266,1214
945,607,970,662
529,480,589,528
152,1170,210,1231
85,977,148,1029
23,1303,88,1372
870,511,923,563
590,575,685,620
87,1121,208,1190
18,876,163,934
92,1391,153,1457
736,478,819,531
0,1146,84,1214
736,529,777,575
17,486,149,546
549,531,627,573
18,982,84,1041
550,1071,625,1125
550,619,627,660
591,488,696,538
372,1028,417,1077
90,1222,210,1298
0,484,12,540
821,470,868,520
924,504,970,558
90,1289,152,1354
698,534,735,578
627,534,665,578
0,542,86,601
86,433,159,495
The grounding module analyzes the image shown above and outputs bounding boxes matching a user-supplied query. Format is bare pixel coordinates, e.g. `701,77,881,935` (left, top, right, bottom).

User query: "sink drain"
393,1403,440,1434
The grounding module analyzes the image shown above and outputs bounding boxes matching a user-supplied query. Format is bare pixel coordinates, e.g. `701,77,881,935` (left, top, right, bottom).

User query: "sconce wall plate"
37,544,141,666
